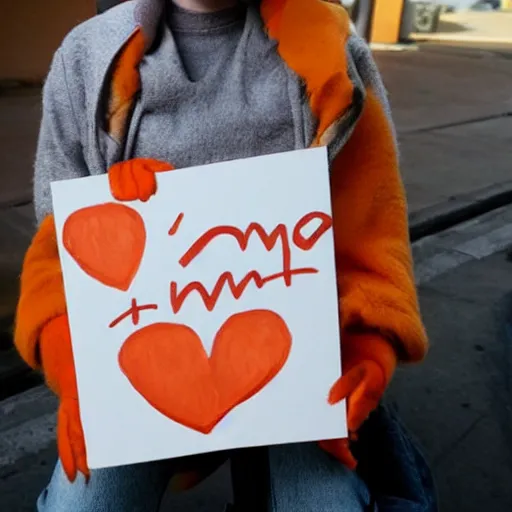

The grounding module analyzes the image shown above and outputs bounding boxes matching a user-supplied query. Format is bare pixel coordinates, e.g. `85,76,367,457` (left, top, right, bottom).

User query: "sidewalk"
0,88,40,208
0,87,41,359
376,43,512,212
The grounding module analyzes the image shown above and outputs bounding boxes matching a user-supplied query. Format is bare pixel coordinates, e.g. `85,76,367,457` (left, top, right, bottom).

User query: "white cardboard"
51,147,346,469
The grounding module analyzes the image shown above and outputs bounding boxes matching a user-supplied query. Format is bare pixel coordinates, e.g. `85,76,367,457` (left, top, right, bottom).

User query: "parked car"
471,0,501,10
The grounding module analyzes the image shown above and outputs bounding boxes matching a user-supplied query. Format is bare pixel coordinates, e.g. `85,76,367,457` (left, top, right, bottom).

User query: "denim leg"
355,405,438,512
267,443,372,512
37,459,174,512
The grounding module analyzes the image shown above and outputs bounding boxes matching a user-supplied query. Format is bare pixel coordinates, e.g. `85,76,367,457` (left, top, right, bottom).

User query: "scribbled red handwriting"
170,211,332,313
109,211,332,326
109,298,158,328
168,212,184,236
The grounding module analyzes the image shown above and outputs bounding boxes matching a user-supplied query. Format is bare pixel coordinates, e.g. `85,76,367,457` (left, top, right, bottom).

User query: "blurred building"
3,0,504,85
0,0,96,83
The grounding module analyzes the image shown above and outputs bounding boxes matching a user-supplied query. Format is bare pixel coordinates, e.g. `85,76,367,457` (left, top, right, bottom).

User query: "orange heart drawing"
62,202,146,291
118,310,292,434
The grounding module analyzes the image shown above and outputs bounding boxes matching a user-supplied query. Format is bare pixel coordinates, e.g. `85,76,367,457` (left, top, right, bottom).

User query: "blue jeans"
355,405,437,512
37,443,371,511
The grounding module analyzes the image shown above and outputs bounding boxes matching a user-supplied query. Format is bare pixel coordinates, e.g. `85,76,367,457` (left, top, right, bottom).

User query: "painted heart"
118,310,292,434
62,202,146,291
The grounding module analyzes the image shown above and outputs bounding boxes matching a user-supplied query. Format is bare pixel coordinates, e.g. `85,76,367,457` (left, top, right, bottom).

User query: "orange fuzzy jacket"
15,0,427,426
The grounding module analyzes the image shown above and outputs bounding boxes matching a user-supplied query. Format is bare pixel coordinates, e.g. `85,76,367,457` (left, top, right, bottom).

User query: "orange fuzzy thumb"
39,315,77,397
318,438,358,470
330,333,397,433
108,158,174,202
40,315,89,482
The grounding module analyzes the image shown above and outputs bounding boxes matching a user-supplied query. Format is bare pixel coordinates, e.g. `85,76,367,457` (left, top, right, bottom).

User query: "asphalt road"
390,251,512,511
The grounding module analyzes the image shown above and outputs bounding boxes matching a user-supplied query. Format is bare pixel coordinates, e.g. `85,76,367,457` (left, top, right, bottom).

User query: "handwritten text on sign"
100,210,333,328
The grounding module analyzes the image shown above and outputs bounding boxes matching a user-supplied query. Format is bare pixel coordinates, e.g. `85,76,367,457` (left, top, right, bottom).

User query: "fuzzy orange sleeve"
331,90,427,362
14,215,66,368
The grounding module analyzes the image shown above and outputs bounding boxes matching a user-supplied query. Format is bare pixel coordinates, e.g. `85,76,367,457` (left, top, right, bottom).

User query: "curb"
410,33,512,46
0,81,42,94
0,196,32,210
409,180,512,242
370,42,419,52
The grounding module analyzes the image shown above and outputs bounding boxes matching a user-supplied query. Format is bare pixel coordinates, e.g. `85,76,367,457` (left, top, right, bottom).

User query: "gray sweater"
133,2,297,169
33,0,392,224
167,3,246,82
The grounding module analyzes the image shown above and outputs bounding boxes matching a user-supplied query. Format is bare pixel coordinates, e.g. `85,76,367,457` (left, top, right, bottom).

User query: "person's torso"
128,3,306,167
57,0,379,178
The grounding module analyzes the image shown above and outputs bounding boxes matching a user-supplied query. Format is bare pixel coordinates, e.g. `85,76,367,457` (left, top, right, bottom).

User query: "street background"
1,2,512,511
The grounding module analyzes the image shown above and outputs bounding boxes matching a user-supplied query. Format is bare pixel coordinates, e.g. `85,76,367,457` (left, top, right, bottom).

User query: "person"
14,0,431,510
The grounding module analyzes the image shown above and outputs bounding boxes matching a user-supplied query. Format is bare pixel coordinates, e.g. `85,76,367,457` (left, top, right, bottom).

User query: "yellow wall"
0,0,96,83
370,0,405,44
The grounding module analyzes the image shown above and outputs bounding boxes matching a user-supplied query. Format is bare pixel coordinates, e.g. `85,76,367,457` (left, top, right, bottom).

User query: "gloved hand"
36,158,174,482
319,332,397,469
108,158,174,202
40,314,89,482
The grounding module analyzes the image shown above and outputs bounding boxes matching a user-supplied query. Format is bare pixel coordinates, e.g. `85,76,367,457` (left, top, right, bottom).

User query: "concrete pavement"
0,88,40,208
376,43,512,213
390,250,512,511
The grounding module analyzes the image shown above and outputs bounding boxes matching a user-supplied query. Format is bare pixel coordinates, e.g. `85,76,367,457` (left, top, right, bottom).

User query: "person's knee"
37,460,171,512
37,463,92,512
267,443,371,512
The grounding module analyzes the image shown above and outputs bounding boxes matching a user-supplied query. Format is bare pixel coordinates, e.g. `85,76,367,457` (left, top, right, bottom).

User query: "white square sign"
51,147,346,469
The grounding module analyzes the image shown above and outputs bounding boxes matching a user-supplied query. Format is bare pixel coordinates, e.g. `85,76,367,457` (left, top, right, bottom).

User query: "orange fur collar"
107,0,353,146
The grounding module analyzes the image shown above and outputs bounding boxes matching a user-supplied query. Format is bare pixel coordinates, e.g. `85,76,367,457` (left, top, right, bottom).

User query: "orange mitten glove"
108,158,174,202
40,314,89,482
15,159,173,482
40,157,173,481
319,332,397,469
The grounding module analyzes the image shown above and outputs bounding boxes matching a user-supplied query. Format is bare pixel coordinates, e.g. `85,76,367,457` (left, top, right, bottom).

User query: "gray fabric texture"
346,33,397,144
166,2,246,82
33,0,395,224
132,3,298,169
33,2,138,223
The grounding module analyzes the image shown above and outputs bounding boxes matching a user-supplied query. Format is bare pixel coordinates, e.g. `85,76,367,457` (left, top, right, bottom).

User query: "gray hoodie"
34,0,393,223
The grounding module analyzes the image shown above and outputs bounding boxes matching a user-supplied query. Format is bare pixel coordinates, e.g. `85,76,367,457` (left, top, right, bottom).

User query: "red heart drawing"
118,310,292,434
62,202,146,291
